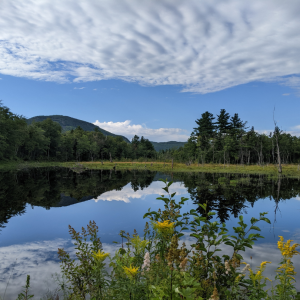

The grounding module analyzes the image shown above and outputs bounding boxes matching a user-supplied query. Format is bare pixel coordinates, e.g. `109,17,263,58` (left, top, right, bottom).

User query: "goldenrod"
152,220,175,235
277,236,300,258
123,264,139,278
92,250,109,262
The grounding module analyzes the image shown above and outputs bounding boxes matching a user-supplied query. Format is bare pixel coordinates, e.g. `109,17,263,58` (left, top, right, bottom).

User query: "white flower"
142,252,150,271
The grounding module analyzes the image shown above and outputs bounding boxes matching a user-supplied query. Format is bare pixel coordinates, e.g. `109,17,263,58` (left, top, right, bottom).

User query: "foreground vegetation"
12,180,299,299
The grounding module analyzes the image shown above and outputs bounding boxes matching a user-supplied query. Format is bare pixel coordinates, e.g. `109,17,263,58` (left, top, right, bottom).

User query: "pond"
0,168,300,298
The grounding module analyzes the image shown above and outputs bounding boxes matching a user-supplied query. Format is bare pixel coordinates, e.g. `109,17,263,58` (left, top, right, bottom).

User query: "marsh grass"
1,161,300,178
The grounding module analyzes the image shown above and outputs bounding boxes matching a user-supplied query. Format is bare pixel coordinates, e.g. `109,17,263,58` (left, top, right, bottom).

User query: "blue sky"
0,0,300,142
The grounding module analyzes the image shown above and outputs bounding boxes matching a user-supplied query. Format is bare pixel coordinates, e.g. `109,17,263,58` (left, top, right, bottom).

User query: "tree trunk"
276,137,282,173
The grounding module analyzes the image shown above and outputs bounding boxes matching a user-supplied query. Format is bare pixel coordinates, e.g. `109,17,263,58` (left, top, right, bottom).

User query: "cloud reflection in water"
1,231,299,298
93,181,188,203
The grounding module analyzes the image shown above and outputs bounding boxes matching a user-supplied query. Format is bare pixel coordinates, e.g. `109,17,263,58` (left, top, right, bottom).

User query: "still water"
0,168,300,298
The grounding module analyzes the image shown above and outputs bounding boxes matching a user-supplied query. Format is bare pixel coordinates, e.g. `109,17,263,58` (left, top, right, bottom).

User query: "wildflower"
152,220,175,235
179,257,188,271
277,236,300,258
235,274,245,283
208,287,219,300
225,260,230,274
142,252,151,272
248,261,272,286
92,250,109,262
123,264,139,279
241,262,250,273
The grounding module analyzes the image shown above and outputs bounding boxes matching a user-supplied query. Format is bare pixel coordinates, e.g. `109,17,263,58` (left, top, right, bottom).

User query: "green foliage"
158,108,300,167
53,180,299,300
0,102,157,162
16,275,34,300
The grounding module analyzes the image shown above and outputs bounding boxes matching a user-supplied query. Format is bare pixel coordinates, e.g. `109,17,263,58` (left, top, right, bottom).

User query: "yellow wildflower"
92,250,109,262
277,236,300,258
248,261,272,286
131,235,149,253
123,264,139,278
153,220,175,235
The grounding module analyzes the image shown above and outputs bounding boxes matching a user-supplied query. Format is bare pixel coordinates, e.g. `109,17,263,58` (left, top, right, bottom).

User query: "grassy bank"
1,160,300,177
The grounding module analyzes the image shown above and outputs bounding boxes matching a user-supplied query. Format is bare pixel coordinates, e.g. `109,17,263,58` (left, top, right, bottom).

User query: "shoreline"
1,161,300,177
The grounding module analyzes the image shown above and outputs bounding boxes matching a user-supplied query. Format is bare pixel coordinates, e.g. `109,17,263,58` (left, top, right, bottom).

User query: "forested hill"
26,115,130,143
150,141,187,151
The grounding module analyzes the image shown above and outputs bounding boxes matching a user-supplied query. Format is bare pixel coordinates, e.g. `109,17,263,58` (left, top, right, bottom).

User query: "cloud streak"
94,120,189,142
0,0,300,93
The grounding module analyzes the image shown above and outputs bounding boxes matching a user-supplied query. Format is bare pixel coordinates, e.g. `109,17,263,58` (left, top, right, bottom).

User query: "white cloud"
282,93,290,96
94,120,189,142
256,126,300,137
94,181,188,203
74,87,85,89
93,88,97,90
0,0,300,93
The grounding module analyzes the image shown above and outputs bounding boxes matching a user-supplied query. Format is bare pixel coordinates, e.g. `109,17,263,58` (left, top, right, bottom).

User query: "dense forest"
1,101,300,164
158,110,300,166
0,101,155,161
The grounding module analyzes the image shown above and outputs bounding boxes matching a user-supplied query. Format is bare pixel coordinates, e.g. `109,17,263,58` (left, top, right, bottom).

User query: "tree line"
0,101,155,162
2,101,300,165
159,109,300,166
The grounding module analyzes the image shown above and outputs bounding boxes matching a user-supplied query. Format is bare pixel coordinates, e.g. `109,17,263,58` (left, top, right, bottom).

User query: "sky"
0,0,300,142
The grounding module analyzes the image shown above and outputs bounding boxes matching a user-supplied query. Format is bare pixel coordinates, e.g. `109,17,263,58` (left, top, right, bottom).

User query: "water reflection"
1,233,300,298
173,173,300,223
1,169,300,230
0,169,300,297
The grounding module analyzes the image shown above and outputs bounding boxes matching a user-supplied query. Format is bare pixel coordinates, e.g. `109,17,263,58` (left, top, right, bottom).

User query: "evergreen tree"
193,111,216,138
216,109,231,133
230,113,247,130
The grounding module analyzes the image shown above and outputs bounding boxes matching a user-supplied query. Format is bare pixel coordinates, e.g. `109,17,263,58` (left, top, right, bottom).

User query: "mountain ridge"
26,115,131,143
26,115,187,151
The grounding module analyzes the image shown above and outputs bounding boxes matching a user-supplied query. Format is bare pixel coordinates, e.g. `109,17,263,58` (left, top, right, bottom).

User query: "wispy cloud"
0,0,300,93
93,120,189,142
74,87,85,89
93,88,97,90
282,93,290,96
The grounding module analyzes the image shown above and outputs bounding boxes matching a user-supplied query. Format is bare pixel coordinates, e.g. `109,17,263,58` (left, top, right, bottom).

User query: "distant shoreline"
1,161,299,177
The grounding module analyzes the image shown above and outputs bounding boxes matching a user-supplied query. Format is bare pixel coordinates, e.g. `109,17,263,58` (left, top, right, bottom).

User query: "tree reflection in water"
1,169,300,230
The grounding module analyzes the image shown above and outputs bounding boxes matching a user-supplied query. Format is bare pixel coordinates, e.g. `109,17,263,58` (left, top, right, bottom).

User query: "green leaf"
167,181,173,187
250,225,261,231
261,217,271,224
250,217,258,224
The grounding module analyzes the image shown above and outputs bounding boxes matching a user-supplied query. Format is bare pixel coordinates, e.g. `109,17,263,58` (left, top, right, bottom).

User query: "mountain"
150,141,187,152
26,115,130,143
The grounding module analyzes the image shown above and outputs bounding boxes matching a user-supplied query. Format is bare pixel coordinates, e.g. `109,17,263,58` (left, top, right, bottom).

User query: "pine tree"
193,111,216,140
216,109,231,134
230,113,247,130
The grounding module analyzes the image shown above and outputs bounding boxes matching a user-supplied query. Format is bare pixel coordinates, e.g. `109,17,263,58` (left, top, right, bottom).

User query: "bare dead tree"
273,108,282,173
